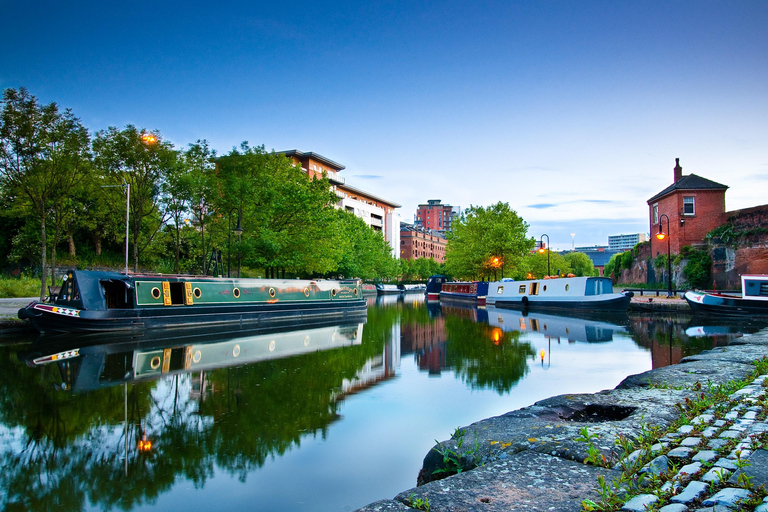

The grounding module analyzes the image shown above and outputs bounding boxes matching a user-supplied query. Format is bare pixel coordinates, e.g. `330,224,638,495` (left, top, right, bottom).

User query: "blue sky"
3,1,767,249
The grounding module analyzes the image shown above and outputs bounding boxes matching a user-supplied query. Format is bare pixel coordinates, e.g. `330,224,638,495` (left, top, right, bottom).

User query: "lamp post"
655,213,672,297
227,208,243,278
539,234,550,277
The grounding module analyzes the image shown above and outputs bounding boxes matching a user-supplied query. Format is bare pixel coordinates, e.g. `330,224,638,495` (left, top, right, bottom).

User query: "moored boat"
399,283,426,293
425,275,449,300
440,281,490,305
486,276,632,312
18,269,366,333
684,275,768,316
375,283,401,295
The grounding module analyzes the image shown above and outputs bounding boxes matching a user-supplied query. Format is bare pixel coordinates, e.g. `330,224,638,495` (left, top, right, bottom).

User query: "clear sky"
3,1,767,250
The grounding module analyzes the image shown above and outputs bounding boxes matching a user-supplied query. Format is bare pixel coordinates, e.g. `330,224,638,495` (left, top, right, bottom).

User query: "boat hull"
20,300,368,333
684,290,768,316
493,293,631,312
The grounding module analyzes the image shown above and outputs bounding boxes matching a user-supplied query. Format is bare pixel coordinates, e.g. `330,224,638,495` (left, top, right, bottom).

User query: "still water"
1,294,766,512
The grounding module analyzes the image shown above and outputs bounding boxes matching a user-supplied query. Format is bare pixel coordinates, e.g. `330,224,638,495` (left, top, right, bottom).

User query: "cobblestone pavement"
619,375,768,512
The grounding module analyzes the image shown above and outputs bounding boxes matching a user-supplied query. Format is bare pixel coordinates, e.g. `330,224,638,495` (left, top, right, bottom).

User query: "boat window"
744,280,768,297
565,284,570,292
529,282,539,295
542,285,547,292
518,285,526,294
103,280,132,309
497,286,504,294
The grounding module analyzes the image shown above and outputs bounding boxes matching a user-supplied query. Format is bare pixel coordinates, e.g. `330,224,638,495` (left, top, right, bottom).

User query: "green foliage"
445,202,533,280
620,250,633,271
520,250,572,279
1,87,92,298
330,210,398,280
564,251,597,277
707,222,768,248
678,245,711,289
0,275,43,297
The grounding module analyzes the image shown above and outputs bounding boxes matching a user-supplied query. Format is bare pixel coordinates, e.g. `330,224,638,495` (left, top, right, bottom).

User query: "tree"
182,140,217,273
332,210,398,280
214,145,340,277
521,250,572,279
93,126,177,272
0,88,91,299
564,251,596,277
445,202,533,280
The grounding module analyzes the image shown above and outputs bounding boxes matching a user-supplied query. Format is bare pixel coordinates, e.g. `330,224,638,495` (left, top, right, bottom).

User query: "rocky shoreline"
354,327,768,512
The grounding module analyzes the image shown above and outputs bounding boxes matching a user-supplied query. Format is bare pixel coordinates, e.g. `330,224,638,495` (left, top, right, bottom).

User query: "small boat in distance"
399,283,426,293
486,276,632,312
439,281,490,305
684,275,768,316
375,284,401,295
18,269,366,334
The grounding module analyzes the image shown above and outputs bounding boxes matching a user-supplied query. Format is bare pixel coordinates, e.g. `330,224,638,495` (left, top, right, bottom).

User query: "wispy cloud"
528,203,557,209
353,174,384,180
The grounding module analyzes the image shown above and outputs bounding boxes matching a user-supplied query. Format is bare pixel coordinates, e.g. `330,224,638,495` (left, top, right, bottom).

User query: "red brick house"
647,158,728,258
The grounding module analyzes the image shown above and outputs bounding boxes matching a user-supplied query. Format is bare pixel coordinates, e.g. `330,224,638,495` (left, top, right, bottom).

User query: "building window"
683,196,695,215
653,203,659,224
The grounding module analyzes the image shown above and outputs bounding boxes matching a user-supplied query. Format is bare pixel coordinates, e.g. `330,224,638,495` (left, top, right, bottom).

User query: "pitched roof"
647,174,728,204
277,150,346,171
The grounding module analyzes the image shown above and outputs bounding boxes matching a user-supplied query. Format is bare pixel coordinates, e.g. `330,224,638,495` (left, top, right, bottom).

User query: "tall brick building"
414,199,458,233
647,159,728,258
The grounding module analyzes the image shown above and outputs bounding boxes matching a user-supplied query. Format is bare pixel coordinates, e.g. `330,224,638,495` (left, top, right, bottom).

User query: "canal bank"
354,326,768,512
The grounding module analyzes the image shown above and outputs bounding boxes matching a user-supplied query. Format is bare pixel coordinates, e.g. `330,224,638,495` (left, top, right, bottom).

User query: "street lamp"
655,213,672,297
490,255,502,280
227,208,243,278
539,234,550,277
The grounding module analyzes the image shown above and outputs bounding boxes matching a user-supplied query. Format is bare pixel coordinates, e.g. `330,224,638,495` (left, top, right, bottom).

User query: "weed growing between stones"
431,427,481,477
406,493,430,511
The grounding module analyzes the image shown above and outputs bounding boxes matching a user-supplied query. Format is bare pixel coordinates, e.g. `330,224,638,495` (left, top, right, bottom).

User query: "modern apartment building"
608,233,648,251
414,199,459,233
279,150,401,258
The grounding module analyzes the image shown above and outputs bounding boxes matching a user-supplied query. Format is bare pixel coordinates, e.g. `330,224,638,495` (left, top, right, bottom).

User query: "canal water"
1,294,766,512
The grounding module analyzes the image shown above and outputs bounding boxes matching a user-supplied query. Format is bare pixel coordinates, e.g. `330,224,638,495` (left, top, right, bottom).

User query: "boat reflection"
486,307,628,343
21,320,366,393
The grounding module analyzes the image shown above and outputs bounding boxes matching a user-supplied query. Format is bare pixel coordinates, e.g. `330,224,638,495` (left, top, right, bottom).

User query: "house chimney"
673,158,682,183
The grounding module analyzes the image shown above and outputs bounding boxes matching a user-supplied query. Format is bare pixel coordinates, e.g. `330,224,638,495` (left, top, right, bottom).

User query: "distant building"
608,233,647,251
279,150,402,258
414,199,459,233
400,223,447,263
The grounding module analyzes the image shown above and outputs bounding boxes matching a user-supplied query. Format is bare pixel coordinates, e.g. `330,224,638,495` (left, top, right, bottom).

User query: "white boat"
684,275,768,316
487,307,627,343
486,276,632,312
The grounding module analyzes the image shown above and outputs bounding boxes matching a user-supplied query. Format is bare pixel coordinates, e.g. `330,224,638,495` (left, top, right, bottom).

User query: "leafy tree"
331,210,398,280
182,140,217,273
520,250,572,279
93,126,177,272
564,251,596,277
445,202,533,280
679,245,711,289
214,145,340,277
0,87,91,299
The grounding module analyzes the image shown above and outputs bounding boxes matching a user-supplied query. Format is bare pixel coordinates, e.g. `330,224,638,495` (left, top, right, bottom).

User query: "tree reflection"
442,316,536,393
0,318,388,511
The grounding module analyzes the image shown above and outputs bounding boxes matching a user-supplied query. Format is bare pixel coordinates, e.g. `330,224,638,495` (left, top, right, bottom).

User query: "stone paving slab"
616,359,754,390
399,450,621,512
679,344,768,365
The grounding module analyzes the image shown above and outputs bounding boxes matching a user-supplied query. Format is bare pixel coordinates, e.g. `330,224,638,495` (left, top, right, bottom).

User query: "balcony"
370,217,384,227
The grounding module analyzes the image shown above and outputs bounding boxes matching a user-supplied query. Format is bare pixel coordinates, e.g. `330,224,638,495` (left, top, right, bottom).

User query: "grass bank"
0,276,43,298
